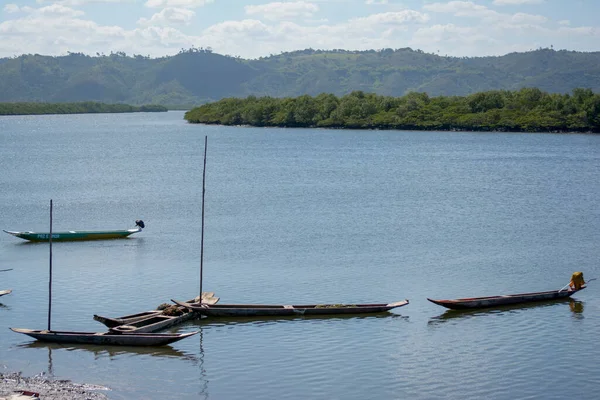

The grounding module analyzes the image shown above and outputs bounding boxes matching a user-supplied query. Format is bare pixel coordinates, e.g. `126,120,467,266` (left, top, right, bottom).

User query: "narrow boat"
427,287,585,310
178,137,410,319
3,220,145,242
93,293,220,332
106,314,196,333
0,289,12,297
172,299,410,317
10,328,199,346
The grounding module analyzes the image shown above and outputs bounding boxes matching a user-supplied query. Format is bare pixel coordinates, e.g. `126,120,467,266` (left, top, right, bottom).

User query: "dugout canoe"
3,227,141,242
171,299,410,317
106,313,197,334
9,328,198,346
93,293,219,330
427,286,585,310
3,220,145,242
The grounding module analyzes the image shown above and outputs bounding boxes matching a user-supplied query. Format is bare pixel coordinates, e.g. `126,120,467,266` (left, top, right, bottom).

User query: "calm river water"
1,111,599,399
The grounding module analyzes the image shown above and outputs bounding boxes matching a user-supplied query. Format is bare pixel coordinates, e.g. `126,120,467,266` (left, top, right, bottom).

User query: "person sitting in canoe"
569,271,585,290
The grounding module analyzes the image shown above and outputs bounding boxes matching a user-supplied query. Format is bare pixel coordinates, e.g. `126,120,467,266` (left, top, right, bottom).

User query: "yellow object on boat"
570,271,585,290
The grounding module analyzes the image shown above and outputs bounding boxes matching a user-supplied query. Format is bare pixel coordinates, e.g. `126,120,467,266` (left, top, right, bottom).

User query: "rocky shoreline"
0,372,109,400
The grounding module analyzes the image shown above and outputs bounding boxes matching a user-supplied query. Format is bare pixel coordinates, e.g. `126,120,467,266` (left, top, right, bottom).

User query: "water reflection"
428,298,574,326
16,341,199,363
16,329,211,399
192,312,406,328
10,237,142,247
48,345,54,377
197,328,209,400
569,300,584,320
569,300,584,313
0,302,10,310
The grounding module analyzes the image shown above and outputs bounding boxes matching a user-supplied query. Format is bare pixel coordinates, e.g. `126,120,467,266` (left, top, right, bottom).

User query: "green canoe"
3,220,145,242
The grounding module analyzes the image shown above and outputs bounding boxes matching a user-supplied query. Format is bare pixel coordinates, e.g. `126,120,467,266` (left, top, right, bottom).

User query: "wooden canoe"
3,227,141,242
10,328,199,346
93,293,220,330
427,286,585,310
0,289,12,297
171,299,410,317
107,313,196,334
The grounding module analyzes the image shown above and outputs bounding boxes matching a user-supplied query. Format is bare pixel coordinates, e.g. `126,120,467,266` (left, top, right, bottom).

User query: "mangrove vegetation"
0,102,167,116
184,88,600,133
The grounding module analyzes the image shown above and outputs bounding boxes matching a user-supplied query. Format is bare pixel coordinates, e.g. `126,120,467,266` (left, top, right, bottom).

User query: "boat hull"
108,313,196,333
94,311,167,328
428,287,585,310
93,293,220,330
0,289,12,297
172,299,409,317
3,228,141,242
10,328,198,346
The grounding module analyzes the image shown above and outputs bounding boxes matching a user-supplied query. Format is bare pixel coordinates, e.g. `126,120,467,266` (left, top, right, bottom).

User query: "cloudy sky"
0,0,598,59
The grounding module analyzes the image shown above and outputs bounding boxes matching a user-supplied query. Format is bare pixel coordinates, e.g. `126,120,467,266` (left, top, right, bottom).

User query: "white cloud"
245,1,319,21
22,4,85,17
558,26,600,36
197,10,429,58
424,1,500,19
305,18,329,24
0,4,203,57
36,0,134,5
144,0,213,9
366,0,389,4
412,23,492,46
350,10,430,26
203,19,271,37
493,0,543,5
138,7,195,26
3,4,20,13
510,12,546,24
0,0,597,60
424,1,547,29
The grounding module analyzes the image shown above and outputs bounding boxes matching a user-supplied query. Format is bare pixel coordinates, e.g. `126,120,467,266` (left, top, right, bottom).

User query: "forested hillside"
1,48,599,108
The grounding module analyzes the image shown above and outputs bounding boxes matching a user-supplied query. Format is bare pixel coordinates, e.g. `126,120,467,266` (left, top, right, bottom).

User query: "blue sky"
0,0,598,59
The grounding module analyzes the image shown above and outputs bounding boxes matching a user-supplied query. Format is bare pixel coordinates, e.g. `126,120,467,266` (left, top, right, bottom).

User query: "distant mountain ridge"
0,48,598,108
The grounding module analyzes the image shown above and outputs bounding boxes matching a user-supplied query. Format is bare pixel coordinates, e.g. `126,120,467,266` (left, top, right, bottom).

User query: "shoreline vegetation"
184,88,600,133
0,102,167,116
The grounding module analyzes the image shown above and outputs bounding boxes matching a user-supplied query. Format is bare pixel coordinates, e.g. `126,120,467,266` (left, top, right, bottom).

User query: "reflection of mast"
198,327,209,400
47,345,54,377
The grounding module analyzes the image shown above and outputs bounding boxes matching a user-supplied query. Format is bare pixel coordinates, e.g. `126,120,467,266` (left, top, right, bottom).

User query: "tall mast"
47,199,53,331
200,136,207,303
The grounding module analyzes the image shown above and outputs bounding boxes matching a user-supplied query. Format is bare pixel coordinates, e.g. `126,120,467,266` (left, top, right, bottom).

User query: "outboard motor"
135,220,145,229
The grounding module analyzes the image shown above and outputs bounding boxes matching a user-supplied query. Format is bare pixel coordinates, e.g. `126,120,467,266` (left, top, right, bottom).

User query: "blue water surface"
1,111,599,400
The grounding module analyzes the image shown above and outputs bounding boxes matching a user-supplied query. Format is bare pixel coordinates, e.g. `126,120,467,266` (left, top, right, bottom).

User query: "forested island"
184,88,600,133
0,102,167,116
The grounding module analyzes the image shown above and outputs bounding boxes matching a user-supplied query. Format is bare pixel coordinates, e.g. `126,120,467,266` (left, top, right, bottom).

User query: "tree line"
184,88,600,133
0,102,167,116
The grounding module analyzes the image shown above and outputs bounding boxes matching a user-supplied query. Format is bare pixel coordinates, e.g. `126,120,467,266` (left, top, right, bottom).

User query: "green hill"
1,48,599,108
